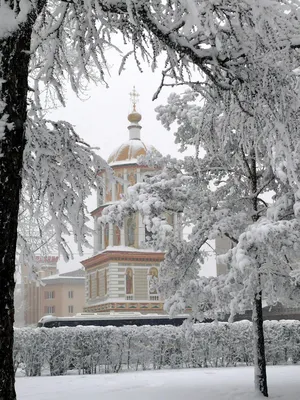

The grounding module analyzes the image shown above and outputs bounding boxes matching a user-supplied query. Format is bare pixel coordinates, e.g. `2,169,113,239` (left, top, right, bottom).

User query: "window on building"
128,172,136,186
68,290,73,299
166,212,174,227
126,216,136,247
104,224,109,248
104,269,108,295
98,226,103,251
44,306,55,314
96,271,100,297
113,225,121,246
89,274,93,299
68,305,74,314
116,174,123,199
45,291,55,299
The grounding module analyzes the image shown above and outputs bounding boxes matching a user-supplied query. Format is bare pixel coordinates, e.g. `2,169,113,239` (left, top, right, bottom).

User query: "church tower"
82,88,166,314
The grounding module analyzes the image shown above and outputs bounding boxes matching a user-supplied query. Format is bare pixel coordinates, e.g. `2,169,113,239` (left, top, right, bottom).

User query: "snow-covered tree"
0,1,110,398
2,1,300,398
101,82,300,397
97,3,300,396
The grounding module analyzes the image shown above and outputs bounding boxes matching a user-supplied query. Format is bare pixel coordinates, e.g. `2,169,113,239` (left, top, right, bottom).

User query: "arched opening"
113,225,121,246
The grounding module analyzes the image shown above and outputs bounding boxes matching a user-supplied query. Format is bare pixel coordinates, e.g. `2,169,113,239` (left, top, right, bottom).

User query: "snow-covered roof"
109,158,139,167
60,269,85,278
42,275,85,281
42,268,85,282
107,139,160,165
97,245,162,254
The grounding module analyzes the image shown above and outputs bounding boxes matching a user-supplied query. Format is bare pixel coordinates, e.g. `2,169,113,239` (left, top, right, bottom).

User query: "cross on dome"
129,86,139,112
107,88,161,165
128,86,142,124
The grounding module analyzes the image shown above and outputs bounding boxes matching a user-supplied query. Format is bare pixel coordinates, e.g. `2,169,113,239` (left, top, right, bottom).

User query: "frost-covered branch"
21,106,107,263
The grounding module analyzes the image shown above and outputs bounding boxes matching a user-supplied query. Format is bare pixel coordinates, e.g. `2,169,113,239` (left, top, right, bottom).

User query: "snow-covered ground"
16,365,299,399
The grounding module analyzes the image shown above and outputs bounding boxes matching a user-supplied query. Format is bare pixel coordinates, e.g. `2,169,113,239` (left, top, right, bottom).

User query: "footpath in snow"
16,365,299,400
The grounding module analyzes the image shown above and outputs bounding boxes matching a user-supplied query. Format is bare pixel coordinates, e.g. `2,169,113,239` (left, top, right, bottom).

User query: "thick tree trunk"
252,291,268,397
0,6,38,399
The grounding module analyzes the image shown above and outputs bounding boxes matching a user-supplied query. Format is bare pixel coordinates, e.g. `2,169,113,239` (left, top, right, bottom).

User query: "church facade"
82,91,168,314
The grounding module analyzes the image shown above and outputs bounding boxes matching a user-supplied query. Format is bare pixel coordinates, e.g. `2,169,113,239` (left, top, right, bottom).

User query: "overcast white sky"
49,50,216,276
51,56,181,159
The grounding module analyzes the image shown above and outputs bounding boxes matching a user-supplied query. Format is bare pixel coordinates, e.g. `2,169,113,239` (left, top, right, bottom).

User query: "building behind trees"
82,90,179,314
16,256,85,326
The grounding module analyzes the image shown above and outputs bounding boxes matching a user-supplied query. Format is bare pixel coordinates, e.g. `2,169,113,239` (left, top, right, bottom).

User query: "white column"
102,175,106,204
136,168,141,183
112,180,116,202
93,217,99,254
123,169,128,192
109,223,113,247
121,226,125,246
98,226,103,252
102,226,105,249
132,267,136,300
128,124,141,140
138,214,144,247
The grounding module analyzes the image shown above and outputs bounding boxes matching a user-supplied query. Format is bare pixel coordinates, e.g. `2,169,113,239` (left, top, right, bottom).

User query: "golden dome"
108,140,159,165
128,111,142,124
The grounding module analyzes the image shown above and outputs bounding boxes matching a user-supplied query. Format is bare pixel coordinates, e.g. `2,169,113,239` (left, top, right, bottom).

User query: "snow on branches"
0,0,33,39
156,90,300,318
20,106,107,263
104,83,300,324
94,0,300,190
0,1,116,268
1,0,300,270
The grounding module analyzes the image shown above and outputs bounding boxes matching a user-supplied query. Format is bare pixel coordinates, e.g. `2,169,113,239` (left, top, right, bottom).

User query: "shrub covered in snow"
14,320,300,376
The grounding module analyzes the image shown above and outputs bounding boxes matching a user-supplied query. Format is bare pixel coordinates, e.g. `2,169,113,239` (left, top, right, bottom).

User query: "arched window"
116,174,123,199
126,216,136,247
126,268,133,295
104,225,109,248
128,172,136,186
113,225,121,246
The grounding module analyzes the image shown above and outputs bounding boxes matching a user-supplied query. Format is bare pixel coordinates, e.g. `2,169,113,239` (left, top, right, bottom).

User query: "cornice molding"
82,250,164,269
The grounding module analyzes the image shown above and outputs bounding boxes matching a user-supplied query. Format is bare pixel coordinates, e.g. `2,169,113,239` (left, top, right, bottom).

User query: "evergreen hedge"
13,320,300,376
